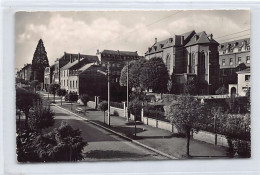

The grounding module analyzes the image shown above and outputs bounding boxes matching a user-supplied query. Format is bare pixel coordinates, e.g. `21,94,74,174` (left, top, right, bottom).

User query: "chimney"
96,49,99,55
78,53,80,62
210,34,213,40
181,36,184,45
155,37,157,43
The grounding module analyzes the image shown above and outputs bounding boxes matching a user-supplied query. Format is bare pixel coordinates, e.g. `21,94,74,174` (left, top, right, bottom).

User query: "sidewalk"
40,91,228,159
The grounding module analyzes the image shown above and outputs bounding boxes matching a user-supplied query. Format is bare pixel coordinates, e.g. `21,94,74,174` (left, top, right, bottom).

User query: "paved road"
48,105,166,161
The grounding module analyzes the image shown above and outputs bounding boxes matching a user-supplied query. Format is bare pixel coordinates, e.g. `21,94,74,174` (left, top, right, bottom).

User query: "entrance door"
231,87,236,98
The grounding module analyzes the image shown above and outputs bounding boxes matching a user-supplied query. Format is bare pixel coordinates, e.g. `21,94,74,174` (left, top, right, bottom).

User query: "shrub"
110,101,124,109
28,103,55,132
113,110,119,116
17,122,87,162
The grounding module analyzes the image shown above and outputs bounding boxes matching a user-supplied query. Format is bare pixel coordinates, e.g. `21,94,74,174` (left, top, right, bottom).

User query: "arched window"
199,52,206,74
191,53,196,73
166,54,171,72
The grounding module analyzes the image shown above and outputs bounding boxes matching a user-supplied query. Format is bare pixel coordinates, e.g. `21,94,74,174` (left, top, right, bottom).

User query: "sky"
15,10,250,69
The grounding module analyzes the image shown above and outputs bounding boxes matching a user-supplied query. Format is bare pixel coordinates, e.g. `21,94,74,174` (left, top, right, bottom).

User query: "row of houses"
17,30,250,98
42,50,141,99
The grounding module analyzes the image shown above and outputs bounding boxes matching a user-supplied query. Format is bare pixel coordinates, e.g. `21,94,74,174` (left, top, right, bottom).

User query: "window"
76,80,77,88
70,81,71,88
67,70,68,76
246,56,250,64
199,52,205,74
67,80,68,86
229,58,233,65
64,80,65,86
73,81,74,88
117,63,120,67
245,75,250,81
102,63,106,67
238,57,242,64
191,54,196,73
166,54,171,72
222,59,225,66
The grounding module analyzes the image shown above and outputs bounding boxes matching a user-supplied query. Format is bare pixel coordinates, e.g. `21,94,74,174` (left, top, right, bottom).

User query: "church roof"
185,31,219,47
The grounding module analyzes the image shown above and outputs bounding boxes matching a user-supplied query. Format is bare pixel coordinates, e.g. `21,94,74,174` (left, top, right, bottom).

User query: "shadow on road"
84,150,152,159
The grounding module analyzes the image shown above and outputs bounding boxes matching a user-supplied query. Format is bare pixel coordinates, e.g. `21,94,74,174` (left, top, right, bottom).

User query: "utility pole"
107,62,111,126
126,61,129,121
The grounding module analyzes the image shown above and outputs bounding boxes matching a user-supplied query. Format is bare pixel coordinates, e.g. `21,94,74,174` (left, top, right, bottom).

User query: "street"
48,105,167,161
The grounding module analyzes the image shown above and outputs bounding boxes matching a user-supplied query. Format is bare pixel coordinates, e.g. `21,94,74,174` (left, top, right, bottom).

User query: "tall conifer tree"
31,39,49,82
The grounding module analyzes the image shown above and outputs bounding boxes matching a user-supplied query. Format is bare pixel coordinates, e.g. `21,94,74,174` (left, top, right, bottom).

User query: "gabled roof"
237,67,250,74
145,30,196,55
69,55,98,70
60,59,81,70
101,50,139,57
185,31,218,47
79,62,95,71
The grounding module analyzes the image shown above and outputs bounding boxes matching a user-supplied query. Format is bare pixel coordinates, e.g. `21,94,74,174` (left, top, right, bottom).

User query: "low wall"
142,116,177,133
87,101,96,109
192,130,228,147
87,100,229,147
110,106,125,117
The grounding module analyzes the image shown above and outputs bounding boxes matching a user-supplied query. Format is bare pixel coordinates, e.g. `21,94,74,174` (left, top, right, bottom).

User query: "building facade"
43,65,55,90
97,49,140,84
60,54,99,94
145,30,220,94
218,38,250,88
18,64,32,81
228,68,250,97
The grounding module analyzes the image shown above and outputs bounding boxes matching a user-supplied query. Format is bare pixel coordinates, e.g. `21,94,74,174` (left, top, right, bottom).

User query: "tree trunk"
134,115,137,137
186,127,191,157
104,111,106,123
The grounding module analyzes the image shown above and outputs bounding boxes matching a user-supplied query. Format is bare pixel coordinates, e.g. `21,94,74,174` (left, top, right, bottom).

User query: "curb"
52,103,177,160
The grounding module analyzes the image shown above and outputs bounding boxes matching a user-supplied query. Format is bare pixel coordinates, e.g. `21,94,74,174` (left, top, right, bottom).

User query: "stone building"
18,64,32,81
53,52,99,84
96,49,140,84
228,68,250,97
218,38,250,88
60,55,99,94
43,65,55,90
145,30,220,94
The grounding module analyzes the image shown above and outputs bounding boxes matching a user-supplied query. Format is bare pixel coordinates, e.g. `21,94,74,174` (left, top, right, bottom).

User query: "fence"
84,96,229,147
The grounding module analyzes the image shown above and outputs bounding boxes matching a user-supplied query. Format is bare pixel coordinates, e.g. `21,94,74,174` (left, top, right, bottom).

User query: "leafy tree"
80,94,89,111
128,97,143,136
165,95,207,157
119,60,135,87
184,77,199,95
140,57,169,93
16,87,41,128
28,103,55,132
216,86,228,95
218,113,251,158
31,39,49,82
65,92,78,110
56,88,67,105
48,83,60,103
17,122,87,162
98,101,108,123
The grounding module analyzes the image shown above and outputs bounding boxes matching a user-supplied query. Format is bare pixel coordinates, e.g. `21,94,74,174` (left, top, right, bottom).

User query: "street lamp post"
107,62,111,126
126,61,129,121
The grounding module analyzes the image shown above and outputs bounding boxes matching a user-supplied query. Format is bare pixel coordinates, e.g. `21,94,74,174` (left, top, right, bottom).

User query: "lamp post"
107,62,111,126
126,61,129,121
97,64,111,125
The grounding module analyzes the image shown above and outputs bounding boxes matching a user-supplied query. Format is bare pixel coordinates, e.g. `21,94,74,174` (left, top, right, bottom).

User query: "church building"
145,30,220,94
